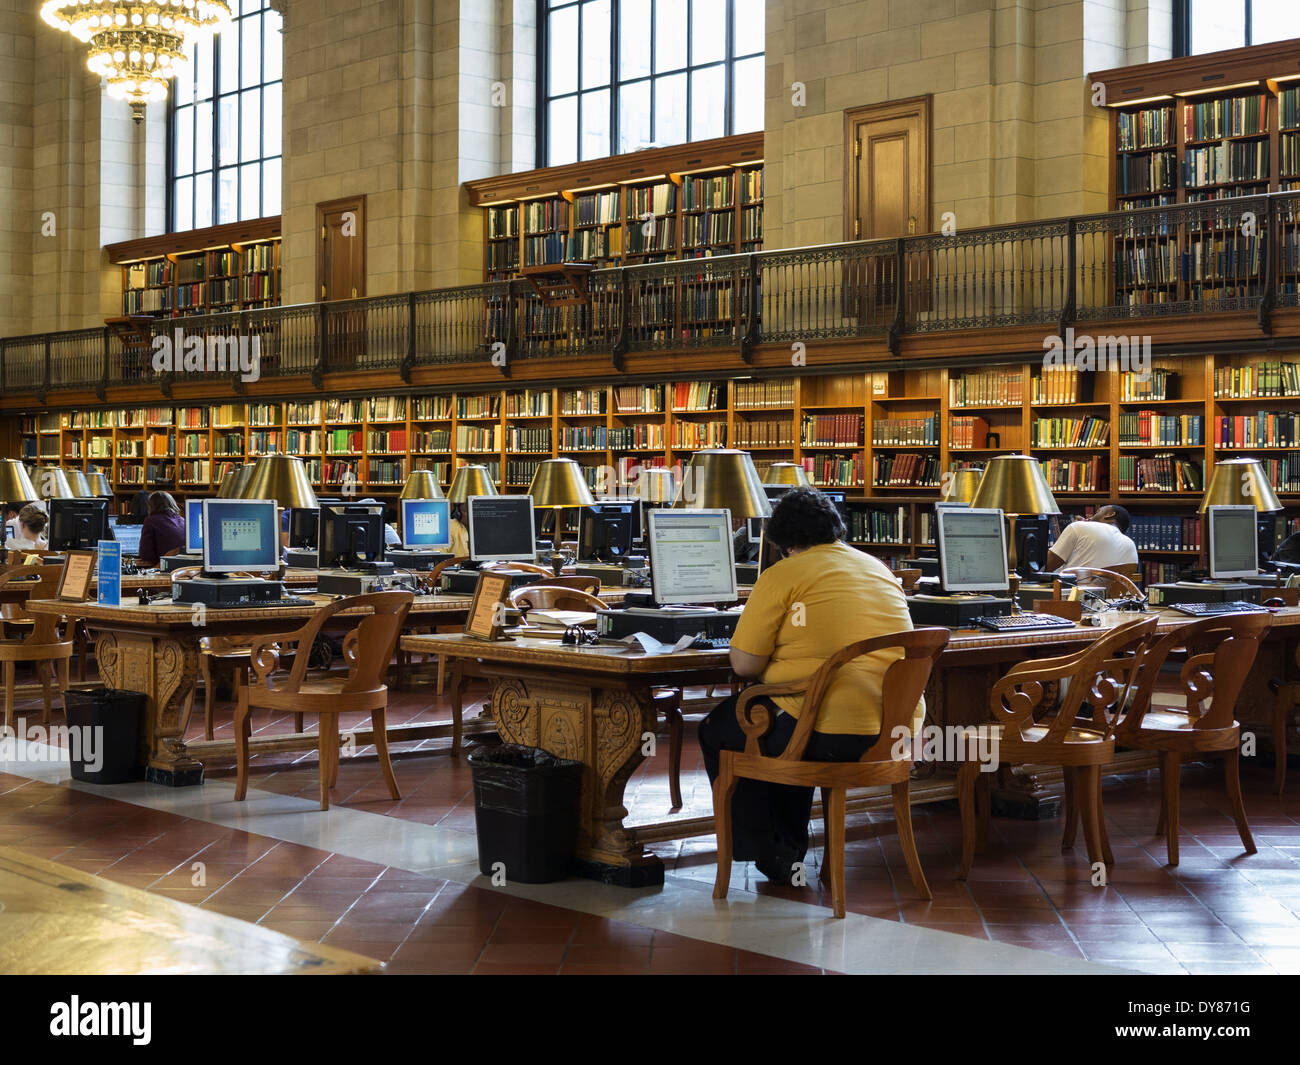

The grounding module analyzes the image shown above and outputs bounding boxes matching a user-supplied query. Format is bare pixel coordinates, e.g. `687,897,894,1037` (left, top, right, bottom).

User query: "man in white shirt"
1046,505,1139,572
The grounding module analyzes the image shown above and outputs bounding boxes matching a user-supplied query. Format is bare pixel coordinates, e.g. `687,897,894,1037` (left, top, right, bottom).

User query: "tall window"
1177,0,1299,55
170,0,283,232
540,0,764,166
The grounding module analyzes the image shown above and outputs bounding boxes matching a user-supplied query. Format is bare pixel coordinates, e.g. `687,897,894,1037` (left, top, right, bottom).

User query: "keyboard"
1168,601,1266,617
189,596,320,610
690,635,732,650
973,612,1077,632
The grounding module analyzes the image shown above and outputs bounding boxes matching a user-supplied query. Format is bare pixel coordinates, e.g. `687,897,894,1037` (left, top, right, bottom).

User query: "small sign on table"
96,540,121,608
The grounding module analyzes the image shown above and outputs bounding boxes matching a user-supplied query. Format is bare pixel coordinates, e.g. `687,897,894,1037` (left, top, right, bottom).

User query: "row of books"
626,223,674,254
1031,416,1110,448
630,183,675,217
560,389,606,415
574,190,621,226
324,399,365,421
732,420,794,448
115,443,143,457
1116,243,1176,287
458,395,500,418
739,169,763,204
671,422,727,448
367,459,406,485
178,460,211,483
524,234,566,266
800,413,862,446
286,401,321,424
487,206,518,239
1183,141,1269,188
1128,515,1201,551
673,381,723,411
609,424,665,449
734,379,793,409
1255,454,1300,493
486,244,520,272
950,370,1025,408
614,384,667,413
683,213,734,246
1115,454,1203,492
324,430,365,454
741,209,762,242
1038,457,1104,493
1120,369,1175,401
413,397,454,419
558,426,610,451
683,174,734,210
455,426,498,452
849,507,910,545
365,430,408,452
568,229,620,260
812,453,865,487
368,397,407,421
1182,233,1261,279
1184,94,1268,143
413,430,451,452
1141,561,1183,585
1216,413,1300,448
872,452,939,487
505,390,552,417
505,427,552,452
144,432,174,457
949,416,990,449
1117,107,1171,151
1032,367,1087,404
124,261,173,288
284,429,319,453
1117,151,1176,195
1117,411,1203,446
523,199,569,234
506,460,543,485
874,416,939,446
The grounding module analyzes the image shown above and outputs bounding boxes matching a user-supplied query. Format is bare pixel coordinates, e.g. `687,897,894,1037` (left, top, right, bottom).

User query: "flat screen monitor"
201,499,280,574
819,490,848,521
185,498,205,553
597,496,642,541
401,499,452,549
1208,505,1259,579
48,498,109,552
756,529,784,576
107,517,143,558
762,484,791,503
745,516,764,540
578,502,636,562
1012,515,1051,577
317,504,385,569
937,507,1010,594
934,501,970,510
288,507,319,549
646,508,738,605
469,495,537,562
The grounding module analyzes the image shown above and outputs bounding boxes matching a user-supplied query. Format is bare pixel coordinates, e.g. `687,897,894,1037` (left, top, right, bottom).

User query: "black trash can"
467,744,583,884
62,687,146,785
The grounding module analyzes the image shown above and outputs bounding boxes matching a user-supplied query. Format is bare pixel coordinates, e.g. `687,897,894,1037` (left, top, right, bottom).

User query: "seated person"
5,503,49,553
449,503,469,557
1273,532,1300,567
1046,505,1138,574
136,491,186,566
698,487,920,885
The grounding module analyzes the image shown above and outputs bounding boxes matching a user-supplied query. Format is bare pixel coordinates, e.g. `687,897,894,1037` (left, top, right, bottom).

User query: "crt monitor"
762,484,791,504
317,504,385,569
184,498,205,553
1012,516,1050,577
936,507,1010,594
48,498,109,552
288,507,319,549
578,503,636,563
107,516,143,558
1207,505,1259,579
820,490,848,521
469,495,537,562
201,499,280,575
400,498,451,549
645,509,738,605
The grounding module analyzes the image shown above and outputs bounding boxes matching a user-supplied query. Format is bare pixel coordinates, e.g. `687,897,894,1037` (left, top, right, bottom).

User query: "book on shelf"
874,416,938,446
324,398,364,422
948,416,989,449
630,183,675,217
671,382,721,412
1117,107,1171,151
850,506,910,545
671,421,727,449
871,452,938,488
1117,151,1176,195
801,413,862,447
732,420,793,448
1183,94,1268,142
413,430,452,452
324,429,365,454
365,429,407,453
614,383,666,412
455,425,498,452
811,452,865,487
1120,369,1175,401
1116,454,1202,493
413,396,454,420
1216,412,1300,448
1038,457,1104,493
1128,515,1202,551
1215,361,1300,398
1257,453,1300,493
560,389,606,415
559,425,607,451
608,424,665,449
368,396,406,421
1181,140,1269,188
505,427,553,453
573,190,621,226
1119,411,1202,446
1032,367,1090,404
285,429,319,453
458,394,501,419
1031,416,1110,448
949,370,1024,407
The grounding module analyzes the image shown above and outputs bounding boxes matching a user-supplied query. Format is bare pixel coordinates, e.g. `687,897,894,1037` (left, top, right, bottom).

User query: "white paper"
618,631,704,654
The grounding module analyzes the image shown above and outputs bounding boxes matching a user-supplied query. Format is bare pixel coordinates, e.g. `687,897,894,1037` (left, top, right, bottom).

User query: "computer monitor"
288,507,319,549
1012,516,1051,578
820,490,848,521
936,507,1010,594
1207,505,1259,579
317,504,385,569
469,495,537,563
597,496,643,541
934,501,970,511
401,498,452,549
201,499,280,575
762,484,790,503
107,517,143,558
746,516,764,540
184,498,205,553
578,502,636,563
48,498,109,552
646,509,738,605
756,529,784,576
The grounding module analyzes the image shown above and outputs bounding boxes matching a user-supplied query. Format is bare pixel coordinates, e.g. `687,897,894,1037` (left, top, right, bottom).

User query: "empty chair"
0,565,74,728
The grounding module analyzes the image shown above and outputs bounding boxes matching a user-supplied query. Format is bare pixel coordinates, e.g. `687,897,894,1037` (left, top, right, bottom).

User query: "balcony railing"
4,192,1298,399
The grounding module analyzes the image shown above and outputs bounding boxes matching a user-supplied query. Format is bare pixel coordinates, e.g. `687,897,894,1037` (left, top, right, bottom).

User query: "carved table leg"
95,629,203,786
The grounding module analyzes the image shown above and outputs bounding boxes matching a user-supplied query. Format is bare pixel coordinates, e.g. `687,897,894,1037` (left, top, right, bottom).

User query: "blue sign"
97,540,121,607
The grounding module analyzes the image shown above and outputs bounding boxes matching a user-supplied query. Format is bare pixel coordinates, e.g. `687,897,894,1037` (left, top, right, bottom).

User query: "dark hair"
764,487,845,550
1100,504,1130,533
149,491,181,517
18,503,47,536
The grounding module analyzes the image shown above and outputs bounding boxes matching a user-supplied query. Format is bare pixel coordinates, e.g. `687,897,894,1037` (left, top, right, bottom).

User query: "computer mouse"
1265,597,1286,608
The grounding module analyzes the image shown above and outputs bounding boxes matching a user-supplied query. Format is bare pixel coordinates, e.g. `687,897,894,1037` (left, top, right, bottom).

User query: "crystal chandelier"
40,1,233,122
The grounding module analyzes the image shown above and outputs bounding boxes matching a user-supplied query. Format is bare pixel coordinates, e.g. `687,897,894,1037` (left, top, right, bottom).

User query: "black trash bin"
62,687,146,784
467,744,583,884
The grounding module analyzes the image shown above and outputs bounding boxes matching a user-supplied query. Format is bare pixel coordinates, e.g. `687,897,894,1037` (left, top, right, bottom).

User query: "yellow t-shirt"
450,518,470,558
730,541,922,736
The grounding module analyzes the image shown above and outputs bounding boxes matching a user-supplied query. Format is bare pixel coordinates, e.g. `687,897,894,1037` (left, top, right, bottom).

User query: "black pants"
698,693,876,864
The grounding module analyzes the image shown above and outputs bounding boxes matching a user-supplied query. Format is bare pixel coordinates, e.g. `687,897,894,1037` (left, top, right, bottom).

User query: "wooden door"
843,97,931,322
317,197,367,371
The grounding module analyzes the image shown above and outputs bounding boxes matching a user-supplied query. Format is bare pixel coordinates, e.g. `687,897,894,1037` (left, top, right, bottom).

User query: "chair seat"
1120,707,1240,751
0,639,74,662
252,678,388,713
726,749,909,788
999,724,1114,767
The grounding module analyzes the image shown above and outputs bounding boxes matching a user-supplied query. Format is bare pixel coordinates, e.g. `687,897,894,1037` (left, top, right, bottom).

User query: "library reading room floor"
4,673,1300,975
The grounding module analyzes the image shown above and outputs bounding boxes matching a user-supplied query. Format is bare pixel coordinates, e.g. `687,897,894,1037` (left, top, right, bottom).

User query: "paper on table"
619,631,702,654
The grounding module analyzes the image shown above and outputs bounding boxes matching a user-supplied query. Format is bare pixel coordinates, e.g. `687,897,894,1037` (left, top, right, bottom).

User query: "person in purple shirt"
137,491,187,565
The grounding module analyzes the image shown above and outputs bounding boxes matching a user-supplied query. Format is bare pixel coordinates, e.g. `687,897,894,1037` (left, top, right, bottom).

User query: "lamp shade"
32,466,74,500
216,463,254,499
0,459,37,502
65,469,93,497
447,465,498,503
242,454,318,508
87,470,112,497
969,454,1060,516
942,467,984,504
638,467,678,504
1198,457,1282,513
528,458,596,509
399,470,445,500
672,449,771,518
762,462,812,488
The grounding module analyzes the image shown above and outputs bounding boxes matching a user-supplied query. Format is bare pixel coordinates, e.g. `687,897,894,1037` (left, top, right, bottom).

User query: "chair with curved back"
0,565,74,728
712,628,950,918
234,591,414,810
961,615,1158,880
1057,566,1143,599
508,582,603,616
1114,612,1270,865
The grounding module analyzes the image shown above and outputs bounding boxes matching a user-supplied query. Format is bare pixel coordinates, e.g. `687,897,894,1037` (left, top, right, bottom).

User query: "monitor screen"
201,499,280,574
1208,505,1258,579
401,499,451,549
762,484,790,503
111,521,143,558
469,495,536,562
48,498,109,552
318,504,384,568
185,498,204,553
578,502,636,562
288,507,319,549
646,509,738,605
934,501,970,511
937,507,1010,593
746,516,764,540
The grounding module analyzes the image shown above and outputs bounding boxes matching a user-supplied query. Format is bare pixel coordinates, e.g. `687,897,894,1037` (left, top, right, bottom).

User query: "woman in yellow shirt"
699,487,917,885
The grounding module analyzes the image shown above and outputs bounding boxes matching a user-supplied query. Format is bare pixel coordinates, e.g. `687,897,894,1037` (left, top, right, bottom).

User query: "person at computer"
136,491,186,566
4,503,49,554
697,487,920,885
1045,505,1138,575
449,503,470,557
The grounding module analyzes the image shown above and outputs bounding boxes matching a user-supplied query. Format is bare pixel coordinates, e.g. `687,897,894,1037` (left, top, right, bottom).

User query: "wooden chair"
960,616,1157,880
1272,646,1300,796
234,591,413,810
396,556,466,693
1115,613,1270,865
0,565,74,728
712,628,950,918
484,561,553,577
508,582,604,615
1057,566,1143,599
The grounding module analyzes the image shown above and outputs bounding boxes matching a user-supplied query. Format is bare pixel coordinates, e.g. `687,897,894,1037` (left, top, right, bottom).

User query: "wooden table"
0,845,379,975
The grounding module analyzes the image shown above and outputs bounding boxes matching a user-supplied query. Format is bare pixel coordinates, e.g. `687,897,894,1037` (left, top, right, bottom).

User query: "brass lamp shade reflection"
969,454,1060,516
447,465,498,503
399,470,445,500
0,459,37,502
216,463,254,499
638,467,677,504
242,454,318,508
33,466,73,500
66,469,94,497
87,470,112,496
762,462,812,488
1198,458,1282,513
672,449,771,519
942,467,984,505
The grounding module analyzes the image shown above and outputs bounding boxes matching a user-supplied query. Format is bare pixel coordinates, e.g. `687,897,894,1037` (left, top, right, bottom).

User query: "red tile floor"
6,663,1300,974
